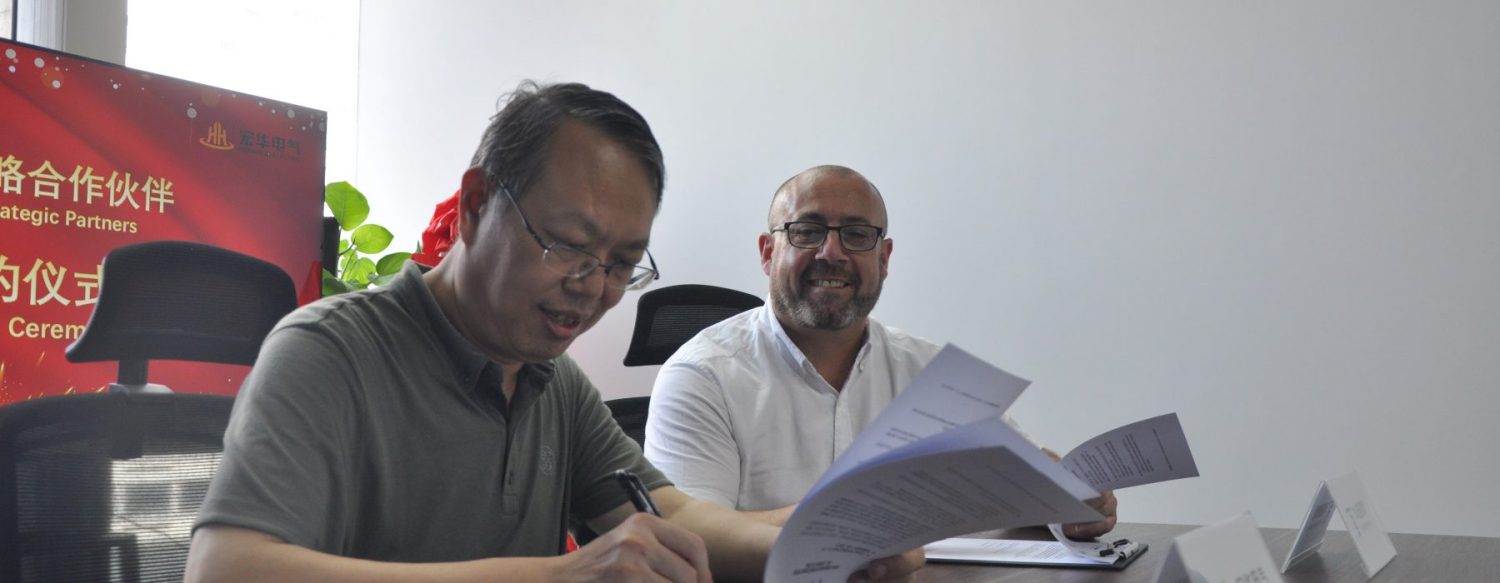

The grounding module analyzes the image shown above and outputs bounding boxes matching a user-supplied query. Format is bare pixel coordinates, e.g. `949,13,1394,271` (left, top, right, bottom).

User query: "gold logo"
199,122,235,150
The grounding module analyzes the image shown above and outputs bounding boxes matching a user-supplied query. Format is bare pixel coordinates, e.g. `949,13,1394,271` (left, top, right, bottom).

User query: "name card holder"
1281,470,1396,579
1155,512,1283,583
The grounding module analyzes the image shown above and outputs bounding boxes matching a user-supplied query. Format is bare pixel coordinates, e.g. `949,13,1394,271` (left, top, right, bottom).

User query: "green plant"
322,181,412,295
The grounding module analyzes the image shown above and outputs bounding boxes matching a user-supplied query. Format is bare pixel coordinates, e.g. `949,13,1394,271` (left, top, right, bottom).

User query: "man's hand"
1041,447,1119,540
1062,490,1119,540
556,513,712,583
849,547,925,583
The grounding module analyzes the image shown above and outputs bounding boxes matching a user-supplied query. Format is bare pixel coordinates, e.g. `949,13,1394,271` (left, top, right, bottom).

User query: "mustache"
802,262,859,284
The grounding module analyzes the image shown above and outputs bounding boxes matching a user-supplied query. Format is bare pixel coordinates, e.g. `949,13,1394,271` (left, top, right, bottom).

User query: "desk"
916,523,1500,582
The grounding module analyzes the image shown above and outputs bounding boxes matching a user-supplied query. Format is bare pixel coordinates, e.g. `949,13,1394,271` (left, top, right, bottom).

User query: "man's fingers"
624,514,711,583
1088,490,1119,516
850,547,925,582
1063,515,1118,540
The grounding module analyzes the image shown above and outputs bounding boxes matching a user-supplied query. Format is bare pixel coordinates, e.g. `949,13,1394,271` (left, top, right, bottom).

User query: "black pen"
614,469,661,516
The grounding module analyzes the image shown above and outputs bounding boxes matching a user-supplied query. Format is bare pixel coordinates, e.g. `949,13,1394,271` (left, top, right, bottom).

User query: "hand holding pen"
549,469,710,582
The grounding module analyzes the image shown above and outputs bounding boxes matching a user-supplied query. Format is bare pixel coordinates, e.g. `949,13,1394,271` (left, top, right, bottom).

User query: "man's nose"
562,265,608,299
814,230,851,262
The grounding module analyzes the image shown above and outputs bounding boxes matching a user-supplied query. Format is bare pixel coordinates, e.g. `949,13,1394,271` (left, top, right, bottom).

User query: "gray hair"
471,80,665,206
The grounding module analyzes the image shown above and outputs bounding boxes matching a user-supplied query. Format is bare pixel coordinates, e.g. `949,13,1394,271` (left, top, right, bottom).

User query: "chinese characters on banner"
1,39,326,404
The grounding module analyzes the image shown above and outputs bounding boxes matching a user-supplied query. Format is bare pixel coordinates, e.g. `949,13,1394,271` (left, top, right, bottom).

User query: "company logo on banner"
200,122,235,150
0,39,326,404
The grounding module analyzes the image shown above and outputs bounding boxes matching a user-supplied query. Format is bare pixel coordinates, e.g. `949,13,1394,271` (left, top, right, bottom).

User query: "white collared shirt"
645,306,1029,511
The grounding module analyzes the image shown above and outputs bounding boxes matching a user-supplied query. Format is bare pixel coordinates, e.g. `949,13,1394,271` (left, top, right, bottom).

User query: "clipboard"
924,537,1149,570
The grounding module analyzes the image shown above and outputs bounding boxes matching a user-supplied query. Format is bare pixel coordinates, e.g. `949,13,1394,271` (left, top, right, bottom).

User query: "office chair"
620,284,764,367
567,285,762,546
65,240,297,393
603,396,651,449
607,284,763,449
0,240,296,582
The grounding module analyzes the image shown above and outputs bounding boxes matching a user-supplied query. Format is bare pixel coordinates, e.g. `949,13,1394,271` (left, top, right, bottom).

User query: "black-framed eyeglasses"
770,221,886,252
497,184,660,291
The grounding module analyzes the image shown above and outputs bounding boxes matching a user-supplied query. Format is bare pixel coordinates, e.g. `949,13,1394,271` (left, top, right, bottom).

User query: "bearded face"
760,169,892,335
771,256,884,330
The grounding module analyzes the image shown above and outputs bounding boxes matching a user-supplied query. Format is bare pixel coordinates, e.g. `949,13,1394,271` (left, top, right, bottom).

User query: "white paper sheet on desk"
816,344,1031,490
766,417,1102,583
925,537,1119,566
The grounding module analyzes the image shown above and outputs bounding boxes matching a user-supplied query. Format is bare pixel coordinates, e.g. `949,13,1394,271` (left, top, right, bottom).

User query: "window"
126,0,359,183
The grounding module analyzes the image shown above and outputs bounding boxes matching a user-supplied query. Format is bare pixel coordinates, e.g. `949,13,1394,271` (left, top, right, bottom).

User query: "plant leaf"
340,246,357,275
371,273,399,287
352,224,394,254
344,257,377,286
325,181,369,231
322,272,356,296
376,252,411,275
338,238,350,254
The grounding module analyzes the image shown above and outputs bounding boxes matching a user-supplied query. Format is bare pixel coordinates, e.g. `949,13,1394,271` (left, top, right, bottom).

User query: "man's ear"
457,167,491,245
759,232,774,276
879,237,893,279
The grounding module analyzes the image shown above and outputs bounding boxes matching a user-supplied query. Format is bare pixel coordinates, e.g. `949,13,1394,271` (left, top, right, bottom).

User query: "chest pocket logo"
539,445,556,476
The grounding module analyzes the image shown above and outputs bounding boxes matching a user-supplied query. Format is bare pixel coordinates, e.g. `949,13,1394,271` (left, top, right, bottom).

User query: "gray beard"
772,279,881,331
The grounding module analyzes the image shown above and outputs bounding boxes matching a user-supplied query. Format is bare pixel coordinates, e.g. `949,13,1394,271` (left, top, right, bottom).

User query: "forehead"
525,121,657,246
779,173,887,226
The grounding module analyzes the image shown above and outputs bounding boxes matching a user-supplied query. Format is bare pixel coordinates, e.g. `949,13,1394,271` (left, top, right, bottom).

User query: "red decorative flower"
410,189,460,267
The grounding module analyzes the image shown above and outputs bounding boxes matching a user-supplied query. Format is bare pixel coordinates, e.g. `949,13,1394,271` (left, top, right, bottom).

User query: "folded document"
764,345,1198,582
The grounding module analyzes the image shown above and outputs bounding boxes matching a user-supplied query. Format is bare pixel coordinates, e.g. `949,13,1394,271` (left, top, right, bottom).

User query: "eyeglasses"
770,221,886,252
497,184,660,291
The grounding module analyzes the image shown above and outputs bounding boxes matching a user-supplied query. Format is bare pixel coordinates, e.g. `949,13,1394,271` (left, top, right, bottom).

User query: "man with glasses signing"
644,165,1119,539
187,86,919,583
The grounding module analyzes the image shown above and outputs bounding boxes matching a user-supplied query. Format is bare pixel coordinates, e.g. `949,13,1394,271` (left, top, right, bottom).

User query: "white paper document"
1059,412,1200,491
763,344,1200,582
767,418,1103,582
816,344,1031,489
1048,413,1200,555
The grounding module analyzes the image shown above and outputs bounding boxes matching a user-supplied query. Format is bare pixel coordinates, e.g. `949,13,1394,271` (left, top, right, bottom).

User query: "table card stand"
1281,470,1396,579
1155,513,1283,583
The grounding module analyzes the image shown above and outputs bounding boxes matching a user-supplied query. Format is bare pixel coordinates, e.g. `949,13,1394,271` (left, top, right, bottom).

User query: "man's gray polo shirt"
196,263,667,560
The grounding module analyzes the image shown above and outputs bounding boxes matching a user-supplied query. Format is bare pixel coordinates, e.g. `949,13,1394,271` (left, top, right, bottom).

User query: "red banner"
1,40,326,404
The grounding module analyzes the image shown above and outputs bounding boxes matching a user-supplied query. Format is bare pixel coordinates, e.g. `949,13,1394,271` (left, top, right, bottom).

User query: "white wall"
357,1,1500,537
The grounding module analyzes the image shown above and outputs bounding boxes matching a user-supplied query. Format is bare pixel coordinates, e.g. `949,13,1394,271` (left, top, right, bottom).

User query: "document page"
1060,412,1199,491
766,418,1102,582
817,344,1031,488
1048,413,1199,554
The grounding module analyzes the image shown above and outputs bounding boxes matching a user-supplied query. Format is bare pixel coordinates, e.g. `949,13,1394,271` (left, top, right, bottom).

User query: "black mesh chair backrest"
65,241,297,384
604,396,651,448
0,393,234,583
622,284,764,367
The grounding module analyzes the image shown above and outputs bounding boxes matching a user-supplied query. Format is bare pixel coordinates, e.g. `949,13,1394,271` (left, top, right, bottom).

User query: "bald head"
760,164,893,334
768,165,887,229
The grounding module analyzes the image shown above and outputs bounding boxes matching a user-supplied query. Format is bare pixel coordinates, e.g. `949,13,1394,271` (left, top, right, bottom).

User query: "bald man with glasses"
644,165,1119,541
